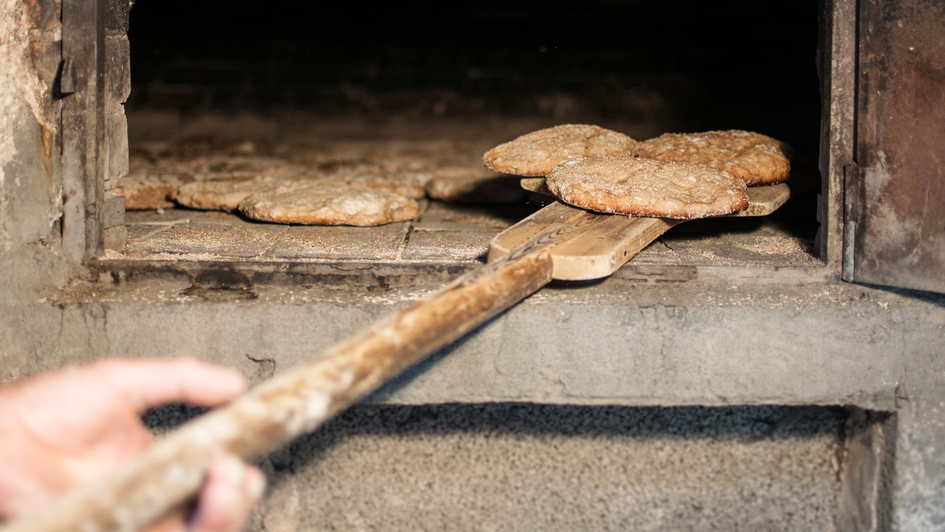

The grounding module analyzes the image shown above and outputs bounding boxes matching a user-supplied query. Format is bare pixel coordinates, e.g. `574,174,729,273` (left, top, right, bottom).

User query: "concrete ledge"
28,264,944,412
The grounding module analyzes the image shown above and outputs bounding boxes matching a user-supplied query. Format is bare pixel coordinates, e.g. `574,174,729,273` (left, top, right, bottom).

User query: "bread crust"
175,176,303,211
546,155,749,219
634,130,791,186
238,184,419,226
483,124,637,177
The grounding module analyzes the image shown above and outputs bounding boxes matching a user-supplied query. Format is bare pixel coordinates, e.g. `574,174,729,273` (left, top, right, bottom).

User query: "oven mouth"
106,0,823,274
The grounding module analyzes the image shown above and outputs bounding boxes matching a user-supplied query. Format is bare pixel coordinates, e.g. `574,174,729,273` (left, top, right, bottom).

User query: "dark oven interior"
113,0,822,269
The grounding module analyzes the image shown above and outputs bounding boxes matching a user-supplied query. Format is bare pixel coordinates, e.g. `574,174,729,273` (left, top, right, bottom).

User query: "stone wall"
0,0,132,375
0,0,69,380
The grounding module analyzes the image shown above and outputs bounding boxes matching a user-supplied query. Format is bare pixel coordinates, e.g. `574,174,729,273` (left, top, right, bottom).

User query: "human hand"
0,357,265,532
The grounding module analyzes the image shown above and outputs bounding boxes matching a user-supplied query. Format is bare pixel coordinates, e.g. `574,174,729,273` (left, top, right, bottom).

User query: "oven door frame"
60,0,945,295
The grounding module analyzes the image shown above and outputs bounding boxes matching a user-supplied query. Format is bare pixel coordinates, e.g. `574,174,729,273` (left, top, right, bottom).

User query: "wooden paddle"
493,179,791,280
5,182,789,532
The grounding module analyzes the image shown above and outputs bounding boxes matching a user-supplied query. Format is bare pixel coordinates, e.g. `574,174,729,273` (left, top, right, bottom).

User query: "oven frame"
59,0,849,281
59,0,945,296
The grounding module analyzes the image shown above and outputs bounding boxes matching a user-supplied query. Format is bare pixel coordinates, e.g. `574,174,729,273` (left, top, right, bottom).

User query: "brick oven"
1,0,943,530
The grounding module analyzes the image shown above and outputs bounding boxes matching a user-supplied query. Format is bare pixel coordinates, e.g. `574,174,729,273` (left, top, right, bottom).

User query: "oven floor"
108,112,819,269
113,202,817,268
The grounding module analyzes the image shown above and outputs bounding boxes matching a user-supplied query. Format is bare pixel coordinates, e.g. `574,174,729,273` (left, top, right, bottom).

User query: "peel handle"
4,237,560,532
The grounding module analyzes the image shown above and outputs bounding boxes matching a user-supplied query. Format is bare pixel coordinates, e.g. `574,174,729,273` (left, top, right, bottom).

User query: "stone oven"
1,0,943,529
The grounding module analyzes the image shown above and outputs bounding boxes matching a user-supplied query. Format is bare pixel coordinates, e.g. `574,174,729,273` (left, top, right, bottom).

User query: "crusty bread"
175,176,307,212
634,129,791,186
483,124,637,177
316,162,429,199
546,154,749,219
238,184,419,226
113,175,183,210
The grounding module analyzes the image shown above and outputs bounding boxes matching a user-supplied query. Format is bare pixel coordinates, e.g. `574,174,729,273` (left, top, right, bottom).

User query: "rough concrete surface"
40,269,935,411
146,403,845,531
25,257,941,531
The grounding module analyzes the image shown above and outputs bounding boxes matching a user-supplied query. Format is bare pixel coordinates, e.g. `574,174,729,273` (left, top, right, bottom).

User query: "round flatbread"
545,155,749,219
424,167,525,204
634,130,791,186
238,184,419,226
318,162,429,199
114,154,197,209
483,124,638,177
175,176,307,211
113,175,185,210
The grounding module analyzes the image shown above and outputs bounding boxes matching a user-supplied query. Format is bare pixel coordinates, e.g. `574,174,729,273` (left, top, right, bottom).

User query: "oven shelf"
110,201,819,269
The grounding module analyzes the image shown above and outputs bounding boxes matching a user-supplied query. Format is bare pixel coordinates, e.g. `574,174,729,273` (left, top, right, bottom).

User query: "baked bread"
238,184,419,226
316,162,429,199
634,129,791,186
114,154,196,209
483,124,637,177
175,176,307,212
113,175,184,210
545,154,749,219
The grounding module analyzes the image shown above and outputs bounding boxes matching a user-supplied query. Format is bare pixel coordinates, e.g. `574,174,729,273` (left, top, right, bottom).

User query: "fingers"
86,357,248,413
189,455,266,532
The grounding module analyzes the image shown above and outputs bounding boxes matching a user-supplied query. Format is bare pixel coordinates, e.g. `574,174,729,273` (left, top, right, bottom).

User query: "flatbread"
316,162,429,199
113,175,184,210
175,176,307,211
634,130,790,186
424,167,525,204
483,124,638,177
545,154,749,219
114,154,197,209
238,184,419,226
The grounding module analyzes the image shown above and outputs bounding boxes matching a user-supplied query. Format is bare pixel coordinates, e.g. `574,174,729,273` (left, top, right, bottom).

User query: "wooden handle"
4,231,578,532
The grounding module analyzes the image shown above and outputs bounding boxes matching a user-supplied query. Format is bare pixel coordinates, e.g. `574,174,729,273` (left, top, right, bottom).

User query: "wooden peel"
5,181,789,532
493,179,790,280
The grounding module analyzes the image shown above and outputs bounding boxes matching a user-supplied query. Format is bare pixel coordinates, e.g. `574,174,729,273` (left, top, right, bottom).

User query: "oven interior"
111,0,822,270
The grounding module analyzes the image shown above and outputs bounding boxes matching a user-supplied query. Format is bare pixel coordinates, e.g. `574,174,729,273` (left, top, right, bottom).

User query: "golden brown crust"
113,177,181,210
545,155,749,219
315,162,429,199
124,140,437,212
238,184,419,226
113,154,196,209
483,124,638,177
175,176,308,211
633,130,791,186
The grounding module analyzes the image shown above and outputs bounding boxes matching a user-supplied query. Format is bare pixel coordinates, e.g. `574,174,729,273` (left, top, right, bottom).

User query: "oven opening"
108,0,822,271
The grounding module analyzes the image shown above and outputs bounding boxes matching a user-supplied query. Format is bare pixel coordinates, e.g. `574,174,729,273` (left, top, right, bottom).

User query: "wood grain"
492,182,790,280
5,231,577,532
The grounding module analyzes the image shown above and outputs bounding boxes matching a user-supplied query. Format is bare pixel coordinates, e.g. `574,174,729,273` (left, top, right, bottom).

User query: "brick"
104,0,131,35
104,108,129,189
105,35,131,104
103,193,126,229
103,225,128,250
264,224,408,261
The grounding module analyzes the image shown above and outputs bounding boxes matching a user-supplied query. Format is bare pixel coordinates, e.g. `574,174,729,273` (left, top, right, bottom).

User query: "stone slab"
122,221,287,259
263,223,409,261
34,268,943,412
